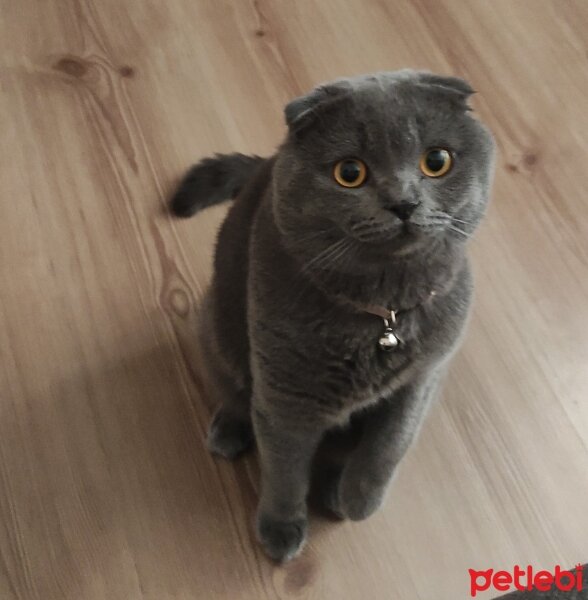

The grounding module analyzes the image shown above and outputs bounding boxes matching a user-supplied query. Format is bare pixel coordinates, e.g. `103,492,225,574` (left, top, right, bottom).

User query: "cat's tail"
169,153,264,218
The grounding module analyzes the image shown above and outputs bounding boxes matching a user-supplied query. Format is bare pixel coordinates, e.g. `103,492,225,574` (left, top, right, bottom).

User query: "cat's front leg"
253,405,327,562
324,371,441,521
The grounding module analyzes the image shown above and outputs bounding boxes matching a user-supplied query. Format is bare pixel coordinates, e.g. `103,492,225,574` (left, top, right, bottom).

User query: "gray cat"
170,70,495,562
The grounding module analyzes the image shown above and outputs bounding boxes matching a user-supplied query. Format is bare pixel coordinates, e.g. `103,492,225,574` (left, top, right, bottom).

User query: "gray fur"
170,70,495,562
170,153,262,217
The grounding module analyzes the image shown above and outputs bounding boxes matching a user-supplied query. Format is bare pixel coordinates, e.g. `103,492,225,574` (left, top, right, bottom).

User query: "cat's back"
210,157,275,373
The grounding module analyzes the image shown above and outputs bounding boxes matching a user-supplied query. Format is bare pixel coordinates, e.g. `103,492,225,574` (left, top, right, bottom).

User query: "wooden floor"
1,1,587,599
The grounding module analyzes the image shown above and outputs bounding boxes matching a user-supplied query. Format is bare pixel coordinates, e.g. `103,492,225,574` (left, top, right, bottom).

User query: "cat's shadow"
60,328,350,588
42,336,297,594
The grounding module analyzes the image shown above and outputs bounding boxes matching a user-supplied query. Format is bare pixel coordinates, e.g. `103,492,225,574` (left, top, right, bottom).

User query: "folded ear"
416,72,475,109
417,72,475,96
284,81,352,131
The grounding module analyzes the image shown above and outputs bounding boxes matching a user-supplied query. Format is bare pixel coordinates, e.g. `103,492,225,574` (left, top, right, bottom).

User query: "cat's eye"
419,148,453,178
333,159,368,188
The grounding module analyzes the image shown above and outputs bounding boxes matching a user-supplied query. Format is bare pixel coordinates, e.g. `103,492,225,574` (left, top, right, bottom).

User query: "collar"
350,290,438,351
353,290,438,322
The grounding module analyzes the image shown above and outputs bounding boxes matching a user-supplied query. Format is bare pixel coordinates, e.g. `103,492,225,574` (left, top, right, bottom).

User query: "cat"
170,70,495,562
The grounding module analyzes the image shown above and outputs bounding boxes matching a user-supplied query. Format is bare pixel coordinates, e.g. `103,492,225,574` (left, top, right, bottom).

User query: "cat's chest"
308,311,430,401
252,276,469,411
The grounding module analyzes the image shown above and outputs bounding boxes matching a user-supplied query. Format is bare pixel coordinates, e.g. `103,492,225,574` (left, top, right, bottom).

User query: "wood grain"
1,1,587,598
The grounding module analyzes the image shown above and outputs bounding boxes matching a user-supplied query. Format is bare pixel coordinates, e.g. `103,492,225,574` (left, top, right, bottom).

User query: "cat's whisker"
325,238,355,269
451,217,474,227
411,220,445,229
303,239,344,268
429,210,451,219
286,237,356,308
430,212,473,224
448,225,471,239
426,213,474,235
301,237,348,274
314,239,354,273
425,216,451,225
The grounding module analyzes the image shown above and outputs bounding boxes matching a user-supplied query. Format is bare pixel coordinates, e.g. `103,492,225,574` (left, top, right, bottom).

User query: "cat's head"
272,70,495,274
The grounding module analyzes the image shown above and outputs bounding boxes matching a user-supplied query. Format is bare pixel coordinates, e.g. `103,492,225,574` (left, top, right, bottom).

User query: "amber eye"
419,148,453,178
333,159,368,188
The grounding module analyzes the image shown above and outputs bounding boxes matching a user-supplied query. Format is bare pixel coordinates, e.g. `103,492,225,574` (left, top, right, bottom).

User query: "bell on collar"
378,327,400,351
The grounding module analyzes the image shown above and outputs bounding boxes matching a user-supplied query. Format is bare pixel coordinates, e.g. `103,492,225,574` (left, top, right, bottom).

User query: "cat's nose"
389,201,419,221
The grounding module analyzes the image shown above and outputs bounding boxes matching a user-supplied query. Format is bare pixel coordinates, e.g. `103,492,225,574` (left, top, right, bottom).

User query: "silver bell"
378,328,400,351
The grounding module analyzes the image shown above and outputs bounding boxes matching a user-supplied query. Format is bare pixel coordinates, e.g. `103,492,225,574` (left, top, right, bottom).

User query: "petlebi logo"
469,564,584,597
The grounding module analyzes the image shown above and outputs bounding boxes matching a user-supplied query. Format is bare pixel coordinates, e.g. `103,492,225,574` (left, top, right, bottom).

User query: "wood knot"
283,556,317,593
53,57,88,78
167,287,190,318
507,152,538,174
119,65,135,78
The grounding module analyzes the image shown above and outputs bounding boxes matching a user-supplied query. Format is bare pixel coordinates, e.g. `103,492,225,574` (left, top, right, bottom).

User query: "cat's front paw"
321,468,386,521
207,408,253,460
340,484,385,521
256,512,307,562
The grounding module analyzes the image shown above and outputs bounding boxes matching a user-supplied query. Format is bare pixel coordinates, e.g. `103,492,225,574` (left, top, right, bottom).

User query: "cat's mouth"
338,219,444,263
346,220,425,247
299,221,437,272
